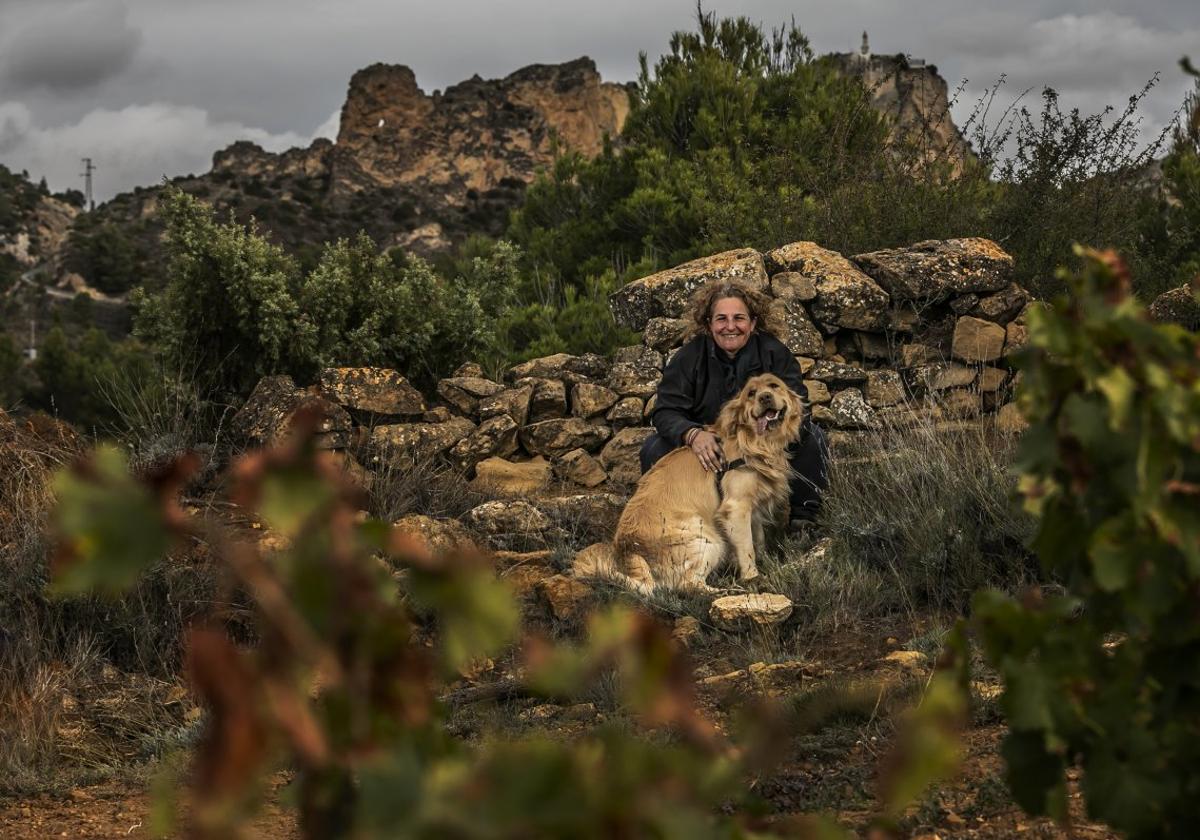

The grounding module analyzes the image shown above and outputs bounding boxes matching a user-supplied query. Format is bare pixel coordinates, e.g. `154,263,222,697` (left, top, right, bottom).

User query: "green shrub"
62,213,146,295
973,249,1200,835
136,189,522,398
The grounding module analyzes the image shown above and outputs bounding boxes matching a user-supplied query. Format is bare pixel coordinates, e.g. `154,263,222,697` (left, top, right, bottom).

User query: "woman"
639,279,830,526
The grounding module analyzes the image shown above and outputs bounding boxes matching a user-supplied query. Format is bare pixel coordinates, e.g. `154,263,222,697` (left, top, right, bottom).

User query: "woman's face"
709,296,756,357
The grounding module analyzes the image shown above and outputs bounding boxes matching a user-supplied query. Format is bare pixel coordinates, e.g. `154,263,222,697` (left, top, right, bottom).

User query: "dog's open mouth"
755,405,785,435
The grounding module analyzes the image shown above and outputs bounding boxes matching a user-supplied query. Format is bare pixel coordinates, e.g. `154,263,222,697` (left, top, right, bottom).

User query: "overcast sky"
0,0,1196,203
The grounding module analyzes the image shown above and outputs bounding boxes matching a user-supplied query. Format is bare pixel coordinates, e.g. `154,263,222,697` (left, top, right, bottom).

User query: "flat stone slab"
709,593,794,630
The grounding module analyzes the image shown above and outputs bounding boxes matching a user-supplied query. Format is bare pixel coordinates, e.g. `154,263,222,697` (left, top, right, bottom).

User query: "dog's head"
715,373,804,449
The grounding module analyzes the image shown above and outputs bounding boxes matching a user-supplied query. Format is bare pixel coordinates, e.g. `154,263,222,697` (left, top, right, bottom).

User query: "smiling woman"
639,279,830,527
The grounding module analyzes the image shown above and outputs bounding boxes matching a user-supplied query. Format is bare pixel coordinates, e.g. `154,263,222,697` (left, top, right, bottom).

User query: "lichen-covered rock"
807,360,869,385
853,238,1013,303
643,317,691,352
606,363,662,398
950,293,979,315
972,283,1030,323
827,389,877,429
1148,284,1200,330
554,448,608,487
539,493,626,542
436,376,505,417
767,298,824,356
865,370,906,407
472,456,553,496
906,363,977,393
951,316,1006,363
370,417,475,461
769,270,817,301
766,242,891,331
520,418,611,458
606,397,644,430
318,367,426,417
515,377,567,423
449,414,519,470
613,345,664,369
803,379,831,405
505,352,608,383
537,574,594,621
1004,322,1029,354
570,383,619,418
709,593,794,630
392,514,477,558
423,406,453,423
900,343,940,367
479,384,533,427
609,248,768,331
465,500,555,550
452,362,486,378
599,426,655,484
233,375,353,448
851,331,894,361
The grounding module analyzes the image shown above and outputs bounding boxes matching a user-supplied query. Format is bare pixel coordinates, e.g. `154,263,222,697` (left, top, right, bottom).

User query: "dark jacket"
651,332,809,446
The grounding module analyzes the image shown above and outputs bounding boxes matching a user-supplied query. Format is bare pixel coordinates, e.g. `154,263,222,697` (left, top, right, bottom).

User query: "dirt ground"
0,615,1116,839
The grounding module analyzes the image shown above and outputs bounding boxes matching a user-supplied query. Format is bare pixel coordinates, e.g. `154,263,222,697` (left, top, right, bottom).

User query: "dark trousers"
638,423,830,518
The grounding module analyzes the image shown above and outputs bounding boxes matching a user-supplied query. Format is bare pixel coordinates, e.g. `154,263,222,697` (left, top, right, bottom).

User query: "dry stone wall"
233,237,1032,497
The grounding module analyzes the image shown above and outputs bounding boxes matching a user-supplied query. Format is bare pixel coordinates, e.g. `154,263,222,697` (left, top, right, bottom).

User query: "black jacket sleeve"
651,339,704,446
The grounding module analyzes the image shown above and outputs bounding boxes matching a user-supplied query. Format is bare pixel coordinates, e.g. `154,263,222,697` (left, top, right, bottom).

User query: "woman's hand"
688,429,725,473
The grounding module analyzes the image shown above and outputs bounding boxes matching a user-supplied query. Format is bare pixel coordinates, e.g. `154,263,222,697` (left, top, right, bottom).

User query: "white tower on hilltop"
859,31,871,63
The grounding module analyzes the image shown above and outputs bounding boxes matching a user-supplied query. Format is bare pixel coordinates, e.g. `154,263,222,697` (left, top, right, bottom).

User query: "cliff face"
826,51,970,171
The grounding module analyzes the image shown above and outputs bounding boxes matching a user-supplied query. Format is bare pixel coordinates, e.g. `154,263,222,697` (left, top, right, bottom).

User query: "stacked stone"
608,237,1032,433
233,237,1032,494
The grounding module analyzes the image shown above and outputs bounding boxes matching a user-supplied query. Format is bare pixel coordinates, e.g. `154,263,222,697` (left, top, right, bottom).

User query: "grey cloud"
1,0,143,94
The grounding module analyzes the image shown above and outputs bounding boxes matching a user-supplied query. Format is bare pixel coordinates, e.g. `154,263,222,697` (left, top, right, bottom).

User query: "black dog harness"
714,458,747,501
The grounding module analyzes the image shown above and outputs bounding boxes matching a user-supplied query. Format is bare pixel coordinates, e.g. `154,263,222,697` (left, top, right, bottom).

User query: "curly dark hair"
686,279,775,338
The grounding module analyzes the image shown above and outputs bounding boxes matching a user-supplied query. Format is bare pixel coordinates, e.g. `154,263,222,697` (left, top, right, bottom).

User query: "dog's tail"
572,542,656,596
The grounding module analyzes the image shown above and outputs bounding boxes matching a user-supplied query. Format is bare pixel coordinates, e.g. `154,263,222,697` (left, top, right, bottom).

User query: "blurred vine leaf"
51,444,178,596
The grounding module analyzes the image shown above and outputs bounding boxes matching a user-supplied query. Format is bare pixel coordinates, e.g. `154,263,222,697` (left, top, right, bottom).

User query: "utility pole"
80,157,95,211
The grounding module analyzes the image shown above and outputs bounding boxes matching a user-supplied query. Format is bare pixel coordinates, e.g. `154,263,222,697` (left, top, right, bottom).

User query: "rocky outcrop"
1149,283,1200,330
826,44,971,173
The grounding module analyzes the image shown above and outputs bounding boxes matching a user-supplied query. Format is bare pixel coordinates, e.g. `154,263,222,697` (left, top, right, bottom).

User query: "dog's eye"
768,383,779,389
747,389,757,397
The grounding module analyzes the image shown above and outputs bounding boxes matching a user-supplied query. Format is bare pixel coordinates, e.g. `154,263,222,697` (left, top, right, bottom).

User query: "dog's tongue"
756,415,769,435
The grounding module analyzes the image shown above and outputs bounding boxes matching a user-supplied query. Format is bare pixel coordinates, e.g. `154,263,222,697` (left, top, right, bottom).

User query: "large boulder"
539,493,626,543
765,241,890,330
448,414,519,471
642,317,691,352
370,417,475,462
506,353,608,383
971,283,1030,324
472,456,553,496
807,360,869,385
825,389,877,429
905,363,977,394
520,418,611,458
391,515,478,559
232,375,353,449
599,426,655,484
609,248,769,331
865,370,906,407
951,316,1006,363
317,367,426,417
436,376,505,417
606,397,645,430
1148,284,1200,330
515,377,568,423
606,363,662,398
465,501,556,551
767,298,824,356
479,384,533,427
570,383,619,419
554,448,608,488
853,238,1013,303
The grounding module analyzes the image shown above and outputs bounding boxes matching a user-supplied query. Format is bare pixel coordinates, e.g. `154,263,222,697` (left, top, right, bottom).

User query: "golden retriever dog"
575,373,802,594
